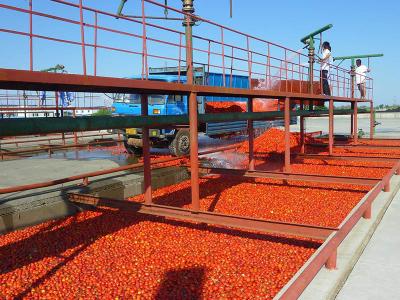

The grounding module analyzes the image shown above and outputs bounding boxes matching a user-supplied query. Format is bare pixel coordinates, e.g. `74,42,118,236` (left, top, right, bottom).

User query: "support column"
370,101,374,139
300,101,305,154
248,97,255,171
350,102,354,138
189,92,200,211
329,99,334,155
363,204,371,219
354,100,358,144
325,249,337,270
142,94,152,205
284,97,291,172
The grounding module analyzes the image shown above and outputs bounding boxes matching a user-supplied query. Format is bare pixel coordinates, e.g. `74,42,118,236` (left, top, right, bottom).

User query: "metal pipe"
300,24,333,44
370,101,374,139
284,97,291,172
300,101,305,154
189,91,199,211
116,0,127,16
141,94,152,205
333,54,384,61
182,0,194,85
29,0,33,71
0,110,356,137
328,99,334,155
354,100,358,144
248,97,254,171
79,0,87,75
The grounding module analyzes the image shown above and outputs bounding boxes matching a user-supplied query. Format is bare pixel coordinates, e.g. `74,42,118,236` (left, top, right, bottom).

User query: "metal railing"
0,0,373,100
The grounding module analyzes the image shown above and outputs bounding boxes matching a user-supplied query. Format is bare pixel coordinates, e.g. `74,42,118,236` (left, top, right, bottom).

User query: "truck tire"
123,140,143,155
169,129,190,157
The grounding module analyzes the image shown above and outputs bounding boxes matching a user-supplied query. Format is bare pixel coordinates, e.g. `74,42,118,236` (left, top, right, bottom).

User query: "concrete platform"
0,158,189,233
298,175,400,300
336,187,400,299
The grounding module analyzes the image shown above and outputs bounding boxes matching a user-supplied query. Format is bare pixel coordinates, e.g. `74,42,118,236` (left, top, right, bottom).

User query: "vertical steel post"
350,64,357,142
79,0,87,75
370,101,374,139
141,94,152,205
73,109,78,145
325,249,337,270
221,28,226,87
308,38,315,94
141,0,149,79
350,102,354,137
94,12,98,76
284,97,291,172
363,204,371,219
29,0,33,71
55,92,60,118
189,91,199,211
300,101,305,154
329,99,334,155
354,100,358,144
248,97,254,171
182,0,194,85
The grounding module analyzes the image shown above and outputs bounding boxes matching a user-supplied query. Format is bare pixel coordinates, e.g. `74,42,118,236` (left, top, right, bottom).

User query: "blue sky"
0,0,399,105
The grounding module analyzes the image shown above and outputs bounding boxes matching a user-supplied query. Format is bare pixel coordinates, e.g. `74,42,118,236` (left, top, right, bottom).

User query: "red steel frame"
0,1,394,299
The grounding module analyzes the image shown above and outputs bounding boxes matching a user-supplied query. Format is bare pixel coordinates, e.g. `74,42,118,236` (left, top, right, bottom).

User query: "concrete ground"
291,115,400,138
336,190,400,300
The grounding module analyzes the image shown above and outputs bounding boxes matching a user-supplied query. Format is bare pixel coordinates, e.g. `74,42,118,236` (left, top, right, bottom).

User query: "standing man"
320,41,332,96
355,59,370,99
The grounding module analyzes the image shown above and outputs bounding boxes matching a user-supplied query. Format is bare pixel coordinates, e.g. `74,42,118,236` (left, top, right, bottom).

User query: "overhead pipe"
0,110,355,137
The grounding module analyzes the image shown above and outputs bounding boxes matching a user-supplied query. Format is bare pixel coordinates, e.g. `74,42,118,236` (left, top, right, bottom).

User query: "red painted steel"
198,167,380,186
329,99,334,155
277,160,400,299
189,92,200,211
67,193,337,240
141,94,152,205
248,97,255,171
284,97,291,172
0,1,374,100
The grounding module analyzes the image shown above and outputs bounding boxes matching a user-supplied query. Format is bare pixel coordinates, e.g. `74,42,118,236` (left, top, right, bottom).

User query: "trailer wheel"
169,129,190,157
123,140,143,155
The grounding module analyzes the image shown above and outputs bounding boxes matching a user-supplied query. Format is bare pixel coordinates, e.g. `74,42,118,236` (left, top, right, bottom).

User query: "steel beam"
328,99,334,155
284,97,291,172
295,153,400,162
199,167,380,186
0,68,370,102
67,193,336,240
248,97,255,171
189,91,200,211
0,109,355,137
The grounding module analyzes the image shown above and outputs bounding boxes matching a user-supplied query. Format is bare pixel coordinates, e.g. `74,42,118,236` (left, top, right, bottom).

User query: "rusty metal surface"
0,68,369,102
198,167,380,186
67,193,336,240
276,159,400,299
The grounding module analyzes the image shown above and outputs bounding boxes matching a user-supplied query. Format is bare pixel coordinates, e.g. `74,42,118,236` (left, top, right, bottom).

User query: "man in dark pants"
320,41,332,96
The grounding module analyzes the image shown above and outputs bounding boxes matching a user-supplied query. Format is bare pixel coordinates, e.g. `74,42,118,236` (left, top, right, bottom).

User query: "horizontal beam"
0,68,368,102
296,153,400,162
68,193,336,240
0,110,354,137
308,143,400,151
199,167,380,186
300,24,333,44
333,54,384,61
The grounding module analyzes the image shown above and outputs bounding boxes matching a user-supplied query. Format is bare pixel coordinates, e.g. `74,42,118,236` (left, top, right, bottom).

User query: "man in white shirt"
320,41,332,96
355,59,370,99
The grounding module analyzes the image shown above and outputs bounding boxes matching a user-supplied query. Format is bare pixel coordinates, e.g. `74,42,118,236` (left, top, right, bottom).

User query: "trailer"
112,67,292,156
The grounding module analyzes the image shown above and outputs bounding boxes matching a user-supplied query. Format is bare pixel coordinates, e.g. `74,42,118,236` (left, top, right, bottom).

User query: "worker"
319,41,332,96
355,59,370,99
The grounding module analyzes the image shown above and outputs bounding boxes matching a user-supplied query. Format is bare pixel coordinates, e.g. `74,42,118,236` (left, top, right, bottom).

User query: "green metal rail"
0,110,354,137
300,24,333,46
